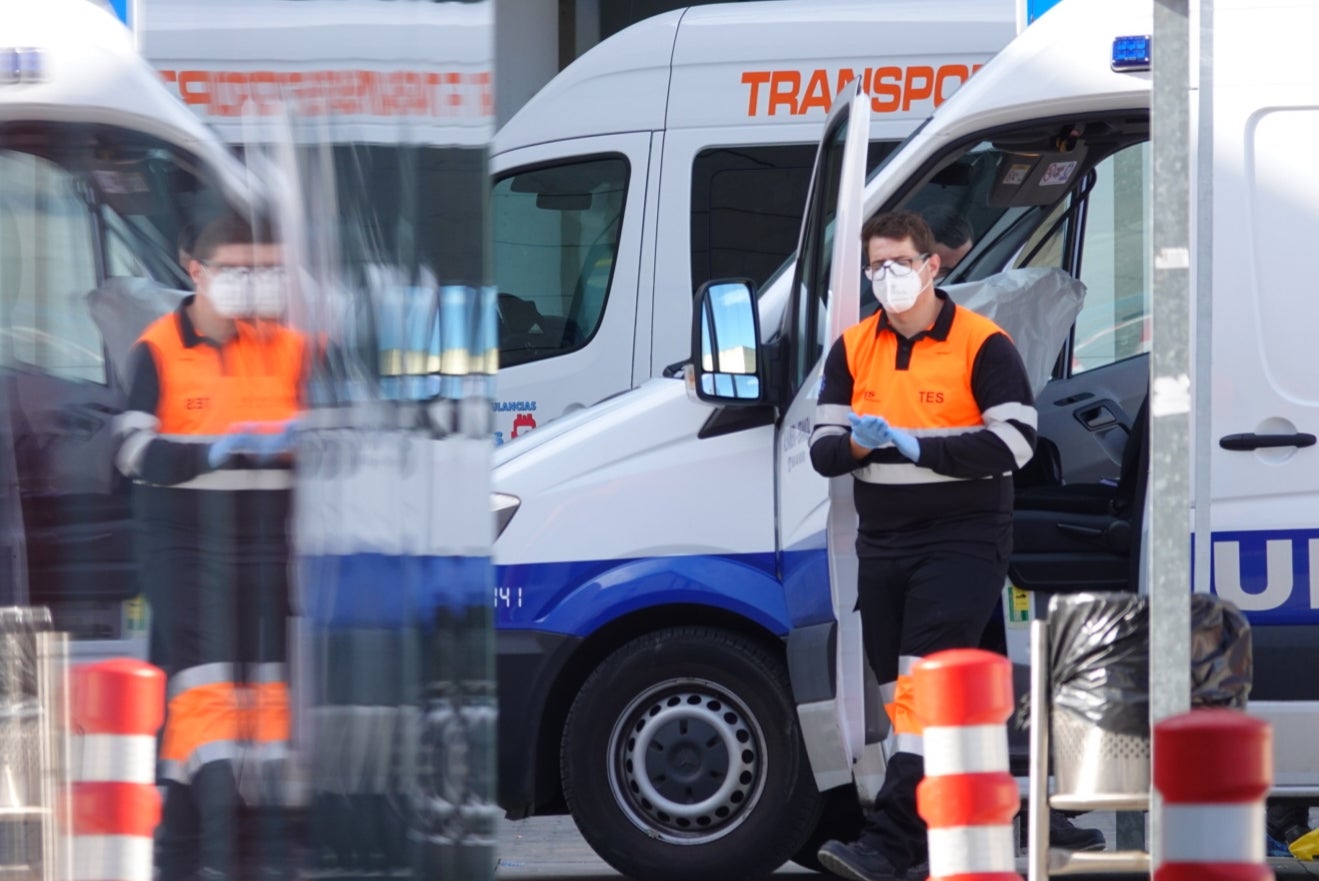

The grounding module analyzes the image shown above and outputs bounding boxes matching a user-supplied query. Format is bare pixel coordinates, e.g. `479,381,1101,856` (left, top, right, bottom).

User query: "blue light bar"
0,48,42,85
1112,35,1151,72
17,49,41,82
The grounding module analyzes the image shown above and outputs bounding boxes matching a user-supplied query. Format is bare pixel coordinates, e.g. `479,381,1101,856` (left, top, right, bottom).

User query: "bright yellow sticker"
1008,584,1031,625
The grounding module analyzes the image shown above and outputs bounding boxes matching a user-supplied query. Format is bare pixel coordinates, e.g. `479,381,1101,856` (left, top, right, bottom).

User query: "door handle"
1219,432,1317,451
1075,404,1118,431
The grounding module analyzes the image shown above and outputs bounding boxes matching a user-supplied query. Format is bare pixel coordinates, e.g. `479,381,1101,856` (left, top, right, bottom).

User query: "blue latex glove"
848,412,894,449
248,420,299,462
849,412,921,461
889,426,920,462
207,432,259,469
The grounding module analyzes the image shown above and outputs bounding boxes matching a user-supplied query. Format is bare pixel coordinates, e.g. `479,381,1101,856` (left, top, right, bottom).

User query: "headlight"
492,492,520,540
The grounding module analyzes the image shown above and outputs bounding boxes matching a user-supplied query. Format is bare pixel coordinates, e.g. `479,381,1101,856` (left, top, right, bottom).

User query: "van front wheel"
561,626,822,881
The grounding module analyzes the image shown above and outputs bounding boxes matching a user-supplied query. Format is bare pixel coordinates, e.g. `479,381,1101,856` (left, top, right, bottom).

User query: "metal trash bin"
1048,592,1150,806
1047,592,1251,807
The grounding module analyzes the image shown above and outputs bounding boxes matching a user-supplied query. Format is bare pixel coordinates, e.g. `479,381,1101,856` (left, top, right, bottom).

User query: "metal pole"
1193,0,1215,619
1149,0,1194,871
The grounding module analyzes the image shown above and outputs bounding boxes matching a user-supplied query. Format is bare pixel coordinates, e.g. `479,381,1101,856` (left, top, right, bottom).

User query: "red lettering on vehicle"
739,63,982,118
799,69,832,114
157,68,494,121
740,70,771,116
768,70,801,116
870,66,903,113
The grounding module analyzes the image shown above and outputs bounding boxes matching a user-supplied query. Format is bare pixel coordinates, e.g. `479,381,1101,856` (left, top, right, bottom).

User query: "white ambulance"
490,0,1319,877
0,0,259,650
138,0,1017,442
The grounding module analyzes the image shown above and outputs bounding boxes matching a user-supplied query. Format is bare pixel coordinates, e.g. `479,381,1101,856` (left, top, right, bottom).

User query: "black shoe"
1048,810,1106,851
905,862,928,881
817,839,904,881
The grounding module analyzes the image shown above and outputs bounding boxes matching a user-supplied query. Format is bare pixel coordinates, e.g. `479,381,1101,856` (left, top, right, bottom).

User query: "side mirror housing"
687,279,766,406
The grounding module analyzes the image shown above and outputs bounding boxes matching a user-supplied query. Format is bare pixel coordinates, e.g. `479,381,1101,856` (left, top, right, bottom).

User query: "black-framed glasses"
863,254,927,281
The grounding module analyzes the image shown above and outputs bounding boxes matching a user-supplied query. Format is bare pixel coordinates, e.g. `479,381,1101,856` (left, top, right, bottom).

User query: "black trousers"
852,550,1007,871
137,490,292,880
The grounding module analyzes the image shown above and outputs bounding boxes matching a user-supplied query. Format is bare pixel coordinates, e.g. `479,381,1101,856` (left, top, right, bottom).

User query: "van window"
492,156,627,367
0,151,105,384
1070,142,1150,374
896,125,1151,378
691,143,897,293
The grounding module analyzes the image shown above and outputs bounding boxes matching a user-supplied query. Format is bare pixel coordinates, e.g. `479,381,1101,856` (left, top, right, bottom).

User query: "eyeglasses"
863,255,928,281
201,263,287,283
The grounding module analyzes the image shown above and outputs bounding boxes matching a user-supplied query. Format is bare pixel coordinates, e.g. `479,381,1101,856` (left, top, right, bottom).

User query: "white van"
489,0,1319,877
139,0,1017,442
0,0,260,651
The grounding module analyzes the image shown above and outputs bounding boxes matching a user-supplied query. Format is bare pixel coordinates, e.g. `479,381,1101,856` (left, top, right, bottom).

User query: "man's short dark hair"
920,204,974,249
191,212,276,262
861,210,936,256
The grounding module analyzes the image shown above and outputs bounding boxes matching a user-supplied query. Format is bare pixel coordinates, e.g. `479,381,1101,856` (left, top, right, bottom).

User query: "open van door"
776,83,881,803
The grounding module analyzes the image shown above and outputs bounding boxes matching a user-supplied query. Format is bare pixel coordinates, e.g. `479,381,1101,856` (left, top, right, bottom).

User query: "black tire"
790,786,866,873
561,626,823,881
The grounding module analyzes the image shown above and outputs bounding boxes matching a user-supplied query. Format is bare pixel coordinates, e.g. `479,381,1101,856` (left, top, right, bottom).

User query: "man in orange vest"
809,211,1037,881
114,212,303,881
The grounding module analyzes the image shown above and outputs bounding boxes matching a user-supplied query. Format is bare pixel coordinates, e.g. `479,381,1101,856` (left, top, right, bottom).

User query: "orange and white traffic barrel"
70,659,165,881
914,648,1022,881
1154,709,1272,881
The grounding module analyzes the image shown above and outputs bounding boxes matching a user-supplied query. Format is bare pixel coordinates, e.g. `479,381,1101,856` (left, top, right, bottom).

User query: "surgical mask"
207,270,251,318
251,267,288,319
875,269,926,314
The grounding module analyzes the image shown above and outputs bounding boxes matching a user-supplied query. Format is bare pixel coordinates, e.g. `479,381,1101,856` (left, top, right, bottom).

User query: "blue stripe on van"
296,525,1319,635
1206,528,1319,625
299,553,492,629
494,553,789,637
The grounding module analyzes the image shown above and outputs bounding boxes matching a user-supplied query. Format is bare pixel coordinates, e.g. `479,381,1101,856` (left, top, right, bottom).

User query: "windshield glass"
0,123,239,384
491,155,627,366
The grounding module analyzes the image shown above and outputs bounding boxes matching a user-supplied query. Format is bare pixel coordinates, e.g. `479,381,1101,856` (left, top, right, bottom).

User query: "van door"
489,135,649,443
0,134,194,649
1206,43,1319,784
776,85,878,800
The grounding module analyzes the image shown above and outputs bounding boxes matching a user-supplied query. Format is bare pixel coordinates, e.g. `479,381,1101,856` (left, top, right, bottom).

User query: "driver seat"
1009,391,1149,595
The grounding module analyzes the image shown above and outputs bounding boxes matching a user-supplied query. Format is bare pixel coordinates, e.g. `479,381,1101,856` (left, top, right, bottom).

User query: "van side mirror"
689,279,765,405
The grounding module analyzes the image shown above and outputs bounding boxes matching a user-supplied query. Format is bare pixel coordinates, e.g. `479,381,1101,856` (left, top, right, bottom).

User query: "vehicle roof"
141,0,490,61
757,0,1153,331
494,0,1015,155
889,0,1151,152
2,0,253,204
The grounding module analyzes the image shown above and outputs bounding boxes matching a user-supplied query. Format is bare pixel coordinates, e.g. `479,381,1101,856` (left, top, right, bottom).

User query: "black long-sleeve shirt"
809,292,1037,561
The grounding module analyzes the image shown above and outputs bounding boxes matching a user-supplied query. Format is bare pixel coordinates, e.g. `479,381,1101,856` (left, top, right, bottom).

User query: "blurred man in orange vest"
115,212,303,881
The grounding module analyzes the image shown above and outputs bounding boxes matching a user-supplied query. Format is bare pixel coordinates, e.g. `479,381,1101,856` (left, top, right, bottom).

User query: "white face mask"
207,270,251,318
251,267,288,319
875,268,927,314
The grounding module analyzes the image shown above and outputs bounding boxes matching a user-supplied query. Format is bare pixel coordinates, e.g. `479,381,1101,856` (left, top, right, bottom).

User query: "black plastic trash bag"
1048,591,1252,736
1049,592,1149,737
1190,593,1252,709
